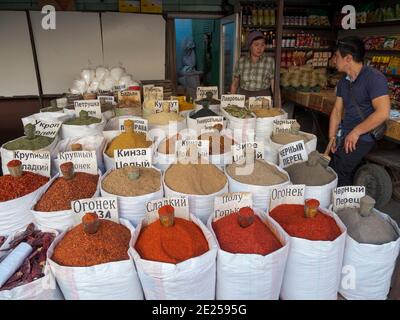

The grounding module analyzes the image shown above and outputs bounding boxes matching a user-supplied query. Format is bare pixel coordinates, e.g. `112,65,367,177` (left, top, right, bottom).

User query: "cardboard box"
141,0,162,13
119,0,140,12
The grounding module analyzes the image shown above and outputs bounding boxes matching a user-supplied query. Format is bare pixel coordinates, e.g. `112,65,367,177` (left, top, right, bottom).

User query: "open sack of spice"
264,120,317,164
163,162,229,224
60,110,106,140
47,212,143,300
278,142,338,208
144,102,186,136
1,124,58,174
103,119,154,171
226,158,290,212
267,184,346,300
51,136,106,176
0,223,62,300
100,165,164,226
31,162,101,232
331,187,400,300
207,193,289,300
130,199,217,300
0,160,51,235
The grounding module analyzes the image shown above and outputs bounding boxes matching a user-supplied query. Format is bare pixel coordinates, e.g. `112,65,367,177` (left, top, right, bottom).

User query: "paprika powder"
135,205,209,264
270,204,341,241
212,207,282,255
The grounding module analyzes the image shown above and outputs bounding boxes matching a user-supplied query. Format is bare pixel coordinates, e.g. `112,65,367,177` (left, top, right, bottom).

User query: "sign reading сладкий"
145,196,190,225
71,196,119,224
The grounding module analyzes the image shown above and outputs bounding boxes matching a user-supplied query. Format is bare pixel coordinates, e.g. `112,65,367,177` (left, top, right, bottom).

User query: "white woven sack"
60,117,106,139
255,110,288,139
304,168,338,209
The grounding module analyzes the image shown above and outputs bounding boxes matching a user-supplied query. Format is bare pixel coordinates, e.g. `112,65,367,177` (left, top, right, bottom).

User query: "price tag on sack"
118,117,148,133
118,89,141,105
278,140,308,168
196,116,224,133
221,94,246,109
269,184,306,212
196,86,219,100
58,150,98,175
213,192,253,222
74,100,102,119
272,119,296,134
114,148,152,169
144,86,163,102
145,196,190,224
332,186,366,212
248,96,272,109
11,150,51,177
154,100,179,113
24,119,62,138
176,140,209,164
71,196,119,224
231,141,264,163
98,95,115,104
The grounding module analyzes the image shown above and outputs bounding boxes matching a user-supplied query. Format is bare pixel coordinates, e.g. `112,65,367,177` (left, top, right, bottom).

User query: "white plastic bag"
47,219,144,300
208,210,290,300
304,168,338,209
31,171,101,232
130,213,217,300
255,110,288,139
100,167,164,226
0,178,52,236
0,225,63,300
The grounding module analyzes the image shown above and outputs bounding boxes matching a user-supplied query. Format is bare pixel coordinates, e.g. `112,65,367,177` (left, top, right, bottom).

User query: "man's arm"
344,94,390,153
230,76,240,94
329,96,344,153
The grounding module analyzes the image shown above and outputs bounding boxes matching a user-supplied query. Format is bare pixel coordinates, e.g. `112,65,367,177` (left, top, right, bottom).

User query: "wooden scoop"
319,137,335,168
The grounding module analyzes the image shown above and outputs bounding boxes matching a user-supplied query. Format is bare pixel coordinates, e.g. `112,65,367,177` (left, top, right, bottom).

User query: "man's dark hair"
335,36,365,63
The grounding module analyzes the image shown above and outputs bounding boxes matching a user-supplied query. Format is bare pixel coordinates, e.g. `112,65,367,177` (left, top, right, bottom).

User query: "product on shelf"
134,205,209,264
34,162,99,212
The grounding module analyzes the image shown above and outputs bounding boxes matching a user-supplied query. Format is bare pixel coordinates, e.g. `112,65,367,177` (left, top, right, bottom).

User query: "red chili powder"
270,204,342,241
0,172,49,202
34,173,99,212
212,213,282,255
135,217,209,264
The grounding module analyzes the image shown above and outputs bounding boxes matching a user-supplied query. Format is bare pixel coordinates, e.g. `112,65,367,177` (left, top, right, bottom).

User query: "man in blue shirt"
329,36,390,186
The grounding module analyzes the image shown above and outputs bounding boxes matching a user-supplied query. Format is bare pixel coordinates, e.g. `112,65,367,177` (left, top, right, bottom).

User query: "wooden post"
274,0,284,108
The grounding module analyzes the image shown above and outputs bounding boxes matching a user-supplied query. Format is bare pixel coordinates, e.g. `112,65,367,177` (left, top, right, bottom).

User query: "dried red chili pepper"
270,204,341,241
212,208,282,255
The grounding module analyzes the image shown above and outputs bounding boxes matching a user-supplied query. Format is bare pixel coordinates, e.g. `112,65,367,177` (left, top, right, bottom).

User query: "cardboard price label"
273,119,296,134
278,140,308,168
196,116,224,133
11,150,51,177
25,119,62,138
213,192,253,222
231,141,264,163
176,140,209,163
248,96,272,109
154,100,179,113
58,150,98,175
269,184,306,212
145,196,190,224
118,117,148,133
221,94,246,109
74,100,102,119
118,90,141,105
143,85,163,101
71,196,119,224
196,86,219,100
332,186,366,212
98,95,115,104
114,148,152,169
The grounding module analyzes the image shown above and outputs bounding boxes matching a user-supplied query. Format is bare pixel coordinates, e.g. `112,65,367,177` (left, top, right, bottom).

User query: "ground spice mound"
165,163,227,195
0,172,49,202
252,108,283,118
105,131,152,157
102,167,161,196
34,173,99,212
271,132,311,145
270,204,341,241
135,217,209,264
52,220,131,267
226,160,288,186
145,111,185,125
212,213,282,255
285,162,336,186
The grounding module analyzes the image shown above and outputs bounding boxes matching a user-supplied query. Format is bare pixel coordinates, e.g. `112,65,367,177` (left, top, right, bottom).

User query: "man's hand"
344,129,360,154
330,138,337,154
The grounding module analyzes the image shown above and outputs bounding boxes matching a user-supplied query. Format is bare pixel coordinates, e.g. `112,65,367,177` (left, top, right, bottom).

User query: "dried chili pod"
6,223,35,250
